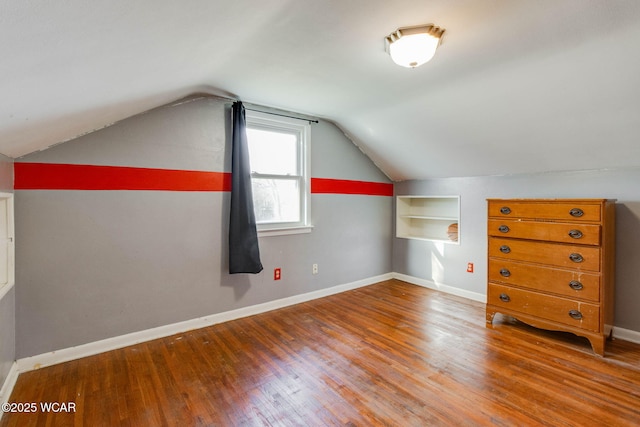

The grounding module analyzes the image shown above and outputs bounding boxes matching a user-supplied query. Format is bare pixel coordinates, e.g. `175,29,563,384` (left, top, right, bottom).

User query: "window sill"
258,225,314,237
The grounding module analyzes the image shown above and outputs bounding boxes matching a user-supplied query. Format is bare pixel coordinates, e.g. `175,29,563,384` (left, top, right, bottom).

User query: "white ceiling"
2,0,640,181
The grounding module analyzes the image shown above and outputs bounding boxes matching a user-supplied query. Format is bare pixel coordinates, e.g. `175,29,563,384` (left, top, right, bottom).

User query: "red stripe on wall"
14,163,393,196
14,163,232,191
311,178,393,196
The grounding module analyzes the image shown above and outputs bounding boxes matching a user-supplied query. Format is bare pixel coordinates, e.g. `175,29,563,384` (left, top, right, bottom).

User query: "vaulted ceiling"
2,0,640,181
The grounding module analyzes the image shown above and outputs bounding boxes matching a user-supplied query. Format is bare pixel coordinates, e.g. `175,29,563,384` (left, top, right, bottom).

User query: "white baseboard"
0,362,18,419
392,272,487,303
16,273,393,374
612,326,640,344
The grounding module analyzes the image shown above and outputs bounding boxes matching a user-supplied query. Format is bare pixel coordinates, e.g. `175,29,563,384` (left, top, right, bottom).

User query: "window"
246,110,311,235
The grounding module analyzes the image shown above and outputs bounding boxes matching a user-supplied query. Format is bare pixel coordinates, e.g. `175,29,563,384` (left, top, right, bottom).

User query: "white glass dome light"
385,25,445,68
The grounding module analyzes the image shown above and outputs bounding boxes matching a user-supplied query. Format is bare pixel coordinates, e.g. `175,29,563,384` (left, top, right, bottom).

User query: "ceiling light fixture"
385,24,445,68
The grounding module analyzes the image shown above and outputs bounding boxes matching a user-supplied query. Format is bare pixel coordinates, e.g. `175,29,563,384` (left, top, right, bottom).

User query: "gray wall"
15,97,392,358
0,154,14,389
394,168,640,333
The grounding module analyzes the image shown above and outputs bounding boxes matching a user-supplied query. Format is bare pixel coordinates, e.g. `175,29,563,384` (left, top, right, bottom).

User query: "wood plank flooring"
2,279,640,426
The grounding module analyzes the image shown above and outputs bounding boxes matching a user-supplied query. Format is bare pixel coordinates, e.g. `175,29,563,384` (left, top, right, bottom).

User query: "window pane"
247,128,298,175
252,178,300,223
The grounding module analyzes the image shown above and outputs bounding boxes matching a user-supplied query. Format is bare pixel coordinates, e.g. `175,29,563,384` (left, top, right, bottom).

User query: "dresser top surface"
487,198,616,203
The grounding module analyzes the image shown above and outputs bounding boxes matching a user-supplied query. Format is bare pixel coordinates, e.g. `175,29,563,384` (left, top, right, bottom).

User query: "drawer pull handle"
499,268,511,277
569,280,584,290
499,293,511,302
569,253,584,263
498,225,510,233
568,310,583,320
500,206,512,215
568,229,583,239
499,245,511,254
569,208,584,217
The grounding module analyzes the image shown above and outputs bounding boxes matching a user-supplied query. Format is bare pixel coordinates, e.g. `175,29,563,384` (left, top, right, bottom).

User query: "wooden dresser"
486,199,616,356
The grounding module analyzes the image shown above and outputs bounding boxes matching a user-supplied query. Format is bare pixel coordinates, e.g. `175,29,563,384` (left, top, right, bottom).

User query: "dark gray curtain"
229,101,263,274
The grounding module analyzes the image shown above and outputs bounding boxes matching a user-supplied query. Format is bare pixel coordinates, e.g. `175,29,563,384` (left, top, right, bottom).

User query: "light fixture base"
385,24,445,68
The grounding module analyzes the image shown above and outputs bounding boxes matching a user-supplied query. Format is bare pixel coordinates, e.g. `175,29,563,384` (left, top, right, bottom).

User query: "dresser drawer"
488,283,600,331
488,200,602,223
489,237,601,271
488,219,601,245
488,259,600,302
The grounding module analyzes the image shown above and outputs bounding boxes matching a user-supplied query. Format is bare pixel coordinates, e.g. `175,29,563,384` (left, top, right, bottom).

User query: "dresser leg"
587,336,606,357
485,310,496,328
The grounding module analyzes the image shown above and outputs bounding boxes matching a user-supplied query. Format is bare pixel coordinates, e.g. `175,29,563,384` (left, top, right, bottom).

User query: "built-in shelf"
396,195,460,244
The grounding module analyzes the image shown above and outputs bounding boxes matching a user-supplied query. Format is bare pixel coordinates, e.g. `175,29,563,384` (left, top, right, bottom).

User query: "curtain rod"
206,94,319,124
245,108,319,124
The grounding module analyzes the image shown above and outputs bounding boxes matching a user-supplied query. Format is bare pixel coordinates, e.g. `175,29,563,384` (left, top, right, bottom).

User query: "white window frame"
245,110,312,236
0,192,15,301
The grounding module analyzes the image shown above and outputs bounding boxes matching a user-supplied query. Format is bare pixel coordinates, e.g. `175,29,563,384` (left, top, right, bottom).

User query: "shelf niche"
396,195,460,244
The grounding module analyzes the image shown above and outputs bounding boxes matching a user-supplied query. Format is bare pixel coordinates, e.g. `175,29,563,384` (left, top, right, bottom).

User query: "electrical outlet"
312,263,318,275
274,268,281,280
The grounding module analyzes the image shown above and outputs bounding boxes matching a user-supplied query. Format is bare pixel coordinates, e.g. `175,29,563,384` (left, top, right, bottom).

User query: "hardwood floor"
2,279,640,426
